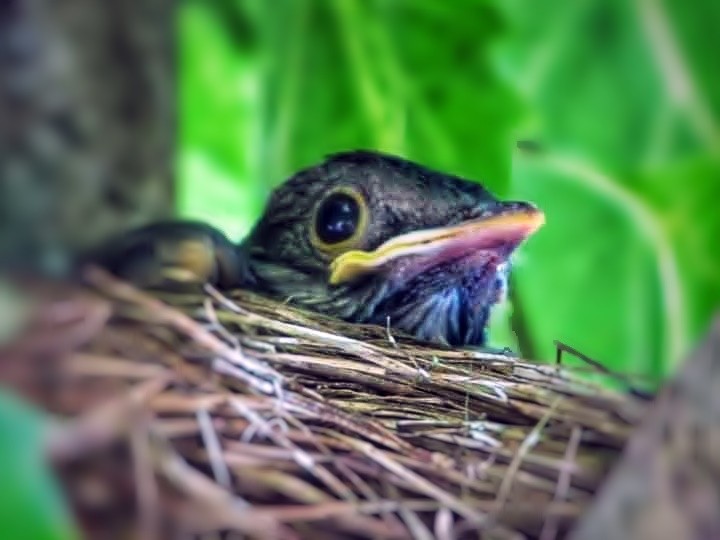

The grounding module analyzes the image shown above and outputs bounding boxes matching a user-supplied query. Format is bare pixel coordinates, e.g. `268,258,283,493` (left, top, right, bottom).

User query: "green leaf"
497,0,720,379
496,0,719,174
511,151,720,383
257,0,522,190
636,156,720,345
0,391,79,540
180,0,523,203
178,2,266,239
511,152,673,382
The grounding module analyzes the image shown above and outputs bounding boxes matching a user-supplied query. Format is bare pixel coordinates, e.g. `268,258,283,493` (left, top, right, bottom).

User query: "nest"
0,268,650,540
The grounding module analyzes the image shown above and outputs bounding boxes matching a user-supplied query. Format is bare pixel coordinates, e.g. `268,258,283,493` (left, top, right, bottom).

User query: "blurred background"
178,0,720,384
0,2,718,537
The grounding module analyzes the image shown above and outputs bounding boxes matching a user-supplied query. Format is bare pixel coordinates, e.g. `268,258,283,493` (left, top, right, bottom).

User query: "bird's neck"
245,253,507,348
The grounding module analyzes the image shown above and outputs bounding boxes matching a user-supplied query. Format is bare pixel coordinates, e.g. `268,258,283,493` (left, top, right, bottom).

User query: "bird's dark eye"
315,193,359,243
311,188,368,253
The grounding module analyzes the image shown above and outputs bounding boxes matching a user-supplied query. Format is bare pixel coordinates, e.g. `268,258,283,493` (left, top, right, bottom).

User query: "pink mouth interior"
385,219,535,283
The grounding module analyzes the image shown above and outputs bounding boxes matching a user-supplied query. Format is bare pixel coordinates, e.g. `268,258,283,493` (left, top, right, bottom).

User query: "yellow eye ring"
309,187,369,257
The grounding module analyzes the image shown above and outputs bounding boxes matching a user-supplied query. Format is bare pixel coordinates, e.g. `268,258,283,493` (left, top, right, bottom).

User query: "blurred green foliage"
179,0,720,384
0,391,79,540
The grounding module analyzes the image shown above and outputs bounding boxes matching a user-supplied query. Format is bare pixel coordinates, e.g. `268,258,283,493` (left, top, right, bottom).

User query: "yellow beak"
329,207,545,285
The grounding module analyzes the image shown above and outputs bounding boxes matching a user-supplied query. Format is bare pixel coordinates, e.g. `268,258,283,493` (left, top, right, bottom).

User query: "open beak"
329,202,545,285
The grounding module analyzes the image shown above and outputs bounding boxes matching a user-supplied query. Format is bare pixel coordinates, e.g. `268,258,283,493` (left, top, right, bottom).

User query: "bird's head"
244,150,544,347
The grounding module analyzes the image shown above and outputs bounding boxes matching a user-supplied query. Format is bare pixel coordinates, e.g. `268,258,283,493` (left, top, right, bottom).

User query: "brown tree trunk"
0,0,174,274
